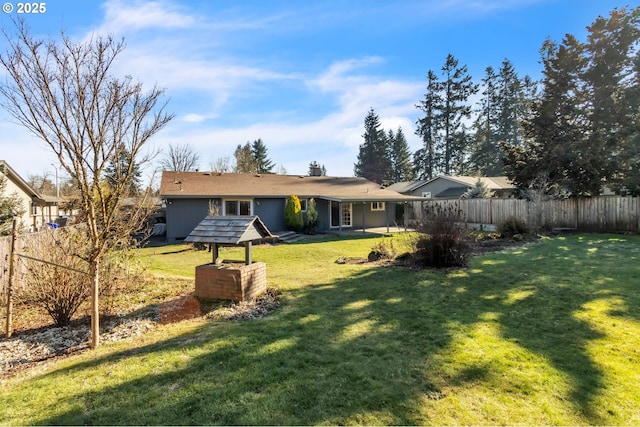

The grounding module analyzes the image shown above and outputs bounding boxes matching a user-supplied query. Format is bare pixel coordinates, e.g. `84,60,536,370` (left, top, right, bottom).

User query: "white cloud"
96,0,195,34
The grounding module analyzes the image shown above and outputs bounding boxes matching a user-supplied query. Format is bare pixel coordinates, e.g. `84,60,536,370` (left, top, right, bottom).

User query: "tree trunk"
89,258,100,349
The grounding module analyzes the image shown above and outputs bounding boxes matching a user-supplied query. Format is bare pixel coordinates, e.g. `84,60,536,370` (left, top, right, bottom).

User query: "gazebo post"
245,241,252,265
212,243,219,264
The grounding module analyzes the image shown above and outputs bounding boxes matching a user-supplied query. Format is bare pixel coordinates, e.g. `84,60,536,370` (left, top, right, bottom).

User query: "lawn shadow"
31,235,638,425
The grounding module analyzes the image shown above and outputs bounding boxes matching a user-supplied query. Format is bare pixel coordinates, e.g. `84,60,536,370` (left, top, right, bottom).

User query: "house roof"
160,171,426,202
184,215,273,245
431,175,515,190
386,180,430,193
0,160,65,205
1,160,39,198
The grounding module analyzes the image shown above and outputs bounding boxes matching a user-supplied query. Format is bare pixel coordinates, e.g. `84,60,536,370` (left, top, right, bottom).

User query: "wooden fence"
409,196,640,233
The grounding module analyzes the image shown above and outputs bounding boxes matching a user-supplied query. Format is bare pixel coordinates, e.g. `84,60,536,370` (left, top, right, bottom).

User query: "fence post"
4,217,18,339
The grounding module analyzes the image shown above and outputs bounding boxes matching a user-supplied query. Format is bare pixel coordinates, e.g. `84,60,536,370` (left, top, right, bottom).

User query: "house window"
224,200,252,216
299,199,308,212
371,202,385,211
421,192,432,199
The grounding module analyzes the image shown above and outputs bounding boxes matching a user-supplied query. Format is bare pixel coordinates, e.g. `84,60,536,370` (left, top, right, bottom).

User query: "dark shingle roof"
184,215,273,244
160,172,426,202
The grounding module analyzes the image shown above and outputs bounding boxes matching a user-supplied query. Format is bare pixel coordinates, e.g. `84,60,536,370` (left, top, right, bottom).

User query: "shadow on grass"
31,235,639,425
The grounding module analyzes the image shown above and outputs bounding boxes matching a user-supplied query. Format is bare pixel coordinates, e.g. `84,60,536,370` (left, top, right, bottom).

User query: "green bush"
305,198,319,234
497,216,529,238
284,194,304,232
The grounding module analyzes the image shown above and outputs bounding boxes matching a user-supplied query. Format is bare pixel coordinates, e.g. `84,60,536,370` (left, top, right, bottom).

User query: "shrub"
18,226,144,325
284,194,303,232
368,238,396,261
305,198,319,234
413,203,469,268
497,216,529,238
19,227,91,326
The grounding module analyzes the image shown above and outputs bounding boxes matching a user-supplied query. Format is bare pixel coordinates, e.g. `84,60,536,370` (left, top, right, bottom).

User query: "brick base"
194,262,267,302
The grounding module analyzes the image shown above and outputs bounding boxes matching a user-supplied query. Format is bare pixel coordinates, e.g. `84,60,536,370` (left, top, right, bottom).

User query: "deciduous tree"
160,142,200,172
0,20,173,348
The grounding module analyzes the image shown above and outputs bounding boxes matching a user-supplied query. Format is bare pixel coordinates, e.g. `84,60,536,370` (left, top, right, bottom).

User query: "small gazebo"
185,215,273,265
185,215,274,302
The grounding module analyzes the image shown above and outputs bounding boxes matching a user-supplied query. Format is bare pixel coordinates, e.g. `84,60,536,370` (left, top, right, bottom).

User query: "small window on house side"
299,199,308,212
224,200,252,216
239,200,251,216
371,202,385,211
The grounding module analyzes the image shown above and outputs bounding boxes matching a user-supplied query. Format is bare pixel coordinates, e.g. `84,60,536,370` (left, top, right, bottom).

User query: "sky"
0,0,629,186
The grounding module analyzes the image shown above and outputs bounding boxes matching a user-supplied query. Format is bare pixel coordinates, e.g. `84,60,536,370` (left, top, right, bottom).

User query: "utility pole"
50,163,59,198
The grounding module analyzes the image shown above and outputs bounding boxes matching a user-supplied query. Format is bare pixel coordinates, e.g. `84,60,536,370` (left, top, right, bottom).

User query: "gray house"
160,171,426,241
388,175,515,199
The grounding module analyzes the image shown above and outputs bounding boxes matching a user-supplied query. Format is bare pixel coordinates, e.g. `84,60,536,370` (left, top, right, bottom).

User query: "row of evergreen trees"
355,6,640,197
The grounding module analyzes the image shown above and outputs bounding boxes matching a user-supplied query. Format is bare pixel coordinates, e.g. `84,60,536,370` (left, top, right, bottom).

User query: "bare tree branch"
0,19,173,348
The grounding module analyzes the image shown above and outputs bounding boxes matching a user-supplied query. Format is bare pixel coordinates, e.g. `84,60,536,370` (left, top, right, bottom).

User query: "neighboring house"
388,175,515,199
159,171,426,241
0,160,61,232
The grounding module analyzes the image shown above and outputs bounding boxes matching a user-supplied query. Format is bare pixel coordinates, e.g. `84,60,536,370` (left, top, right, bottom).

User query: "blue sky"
0,0,627,185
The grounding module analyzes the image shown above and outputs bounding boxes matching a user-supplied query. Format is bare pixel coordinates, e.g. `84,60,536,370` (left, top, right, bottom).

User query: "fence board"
411,196,639,233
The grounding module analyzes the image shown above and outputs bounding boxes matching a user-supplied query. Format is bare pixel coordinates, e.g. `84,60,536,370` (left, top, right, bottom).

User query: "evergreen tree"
508,36,590,196
440,54,479,175
461,178,495,199
251,138,275,174
416,55,478,177
583,7,640,194
415,70,443,179
389,127,414,183
104,146,142,196
284,194,303,231
234,143,257,173
503,7,640,197
308,161,327,176
468,66,502,175
354,108,392,184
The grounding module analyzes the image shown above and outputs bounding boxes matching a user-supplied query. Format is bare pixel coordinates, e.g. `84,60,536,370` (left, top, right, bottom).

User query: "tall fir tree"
389,127,414,183
440,54,479,175
468,66,501,175
415,70,443,179
251,138,275,174
354,108,392,184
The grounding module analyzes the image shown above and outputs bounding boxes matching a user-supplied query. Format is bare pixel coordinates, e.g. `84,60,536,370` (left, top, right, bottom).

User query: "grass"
1,233,639,425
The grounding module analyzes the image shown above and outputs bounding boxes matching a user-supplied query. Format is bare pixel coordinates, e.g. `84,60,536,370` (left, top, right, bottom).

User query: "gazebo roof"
184,215,274,245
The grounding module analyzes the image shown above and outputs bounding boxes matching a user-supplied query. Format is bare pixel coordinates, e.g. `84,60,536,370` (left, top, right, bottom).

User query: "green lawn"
1,233,639,425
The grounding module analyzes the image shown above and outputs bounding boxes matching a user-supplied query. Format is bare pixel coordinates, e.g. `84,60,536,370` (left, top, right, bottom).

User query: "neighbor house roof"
0,160,63,204
160,171,426,202
386,180,430,193
433,175,515,190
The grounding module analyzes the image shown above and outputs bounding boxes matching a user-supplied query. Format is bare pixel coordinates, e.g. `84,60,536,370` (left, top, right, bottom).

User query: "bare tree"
0,20,173,348
160,142,200,171
209,156,232,173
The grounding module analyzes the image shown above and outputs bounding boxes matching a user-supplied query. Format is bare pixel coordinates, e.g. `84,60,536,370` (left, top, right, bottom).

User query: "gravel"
0,308,158,376
1,289,281,377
